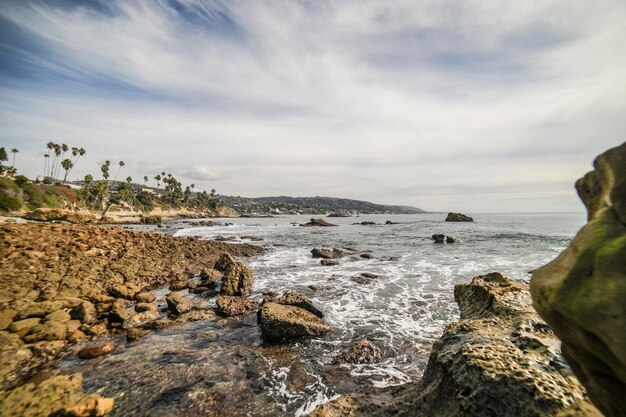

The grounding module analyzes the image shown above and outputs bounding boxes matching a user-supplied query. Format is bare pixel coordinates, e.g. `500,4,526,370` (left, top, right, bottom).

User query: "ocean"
59,212,586,416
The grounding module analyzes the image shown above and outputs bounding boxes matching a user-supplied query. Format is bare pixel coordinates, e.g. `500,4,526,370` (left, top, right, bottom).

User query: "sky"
1,0,625,213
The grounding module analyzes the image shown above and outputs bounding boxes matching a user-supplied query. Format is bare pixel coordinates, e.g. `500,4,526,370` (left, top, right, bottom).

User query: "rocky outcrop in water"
445,212,473,222
215,295,259,317
219,257,255,297
332,339,383,365
311,273,600,417
302,218,338,227
531,142,626,417
311,248,345,259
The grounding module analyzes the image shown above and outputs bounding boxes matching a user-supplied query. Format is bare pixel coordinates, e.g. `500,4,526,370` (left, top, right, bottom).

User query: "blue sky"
1,0,625,212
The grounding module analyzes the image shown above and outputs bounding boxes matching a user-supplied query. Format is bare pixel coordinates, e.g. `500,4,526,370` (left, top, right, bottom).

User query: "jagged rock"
71,300,97,325
8,318,41,337
126,327,150,342
15,301,66,320
303,218,338,227
214,253,235,272
174,309,217,323
258,302,332,342
107,299,133,326
134,292,156,303
350,273,379,285
360,253,374,259
108,283,142,300
353,221,377,225
168,280,188,291
135,303,157,313
0,331,23,351
200,268,222,282
45,309,71,323
531,142,626,417
23,208,96,224
68,330,87,342
23,321,68,342
0,373,114,417
385,220,399,224
140,215,162,224
269,292,324,318
445,212,474,222
165,293,193,316
446,236,455,243
332,339,383,364
311,273,600,417
432,234,445,244
125,310,160,328
215,295,259,317
320,259,339,266
78,341,115,359
220,261,254,296
311,248,345,259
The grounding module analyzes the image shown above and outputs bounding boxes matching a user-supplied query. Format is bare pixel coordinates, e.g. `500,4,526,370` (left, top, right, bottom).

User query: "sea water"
59,212,585,416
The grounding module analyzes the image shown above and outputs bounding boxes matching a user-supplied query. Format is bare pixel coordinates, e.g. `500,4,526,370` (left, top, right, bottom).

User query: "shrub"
0,190,22,211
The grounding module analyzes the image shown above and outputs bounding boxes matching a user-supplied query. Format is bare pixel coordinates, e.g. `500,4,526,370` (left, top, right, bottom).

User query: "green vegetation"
0,176,78,211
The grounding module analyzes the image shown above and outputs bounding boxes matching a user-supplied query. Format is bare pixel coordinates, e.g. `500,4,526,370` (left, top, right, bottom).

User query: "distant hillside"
219,195,425,215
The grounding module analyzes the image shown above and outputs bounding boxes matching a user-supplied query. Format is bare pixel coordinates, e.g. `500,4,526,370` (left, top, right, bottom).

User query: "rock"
311,248,345,259
71,300,97,325
65,319,82,334
8,318,41,337
194,301,211,310
199,268,222,282
81,323,108,336
134,292,156,303
23,208,96,224
108,283,141,300
125,310,160,328
174,309,217,323
0,373,114,417
350,273,380,285
446,236,455,243
23,320,68,342
332,339,383,364
68,330,87,342
302,218,338,227
15,301,66,320
385,220,399,225
258,303,333,343
78,341,115,359
187,280,200,290
140,215,162,224
320,259,339,266
270,292,324,318
215,295,259,317
0,331,23,351
432,234,445,244
166,293,193,316
311,273,600,417
220,261,254,296
240,235,264,241
308,285,321,292
45,309,71,323
168,280,188,291
214,252,236,272
445,212,474,222
360,253,374,259
135,303,157,313
0,309,17,331
126,327,150,342
531,142,626,417
353,221,377,225
107,299,133,326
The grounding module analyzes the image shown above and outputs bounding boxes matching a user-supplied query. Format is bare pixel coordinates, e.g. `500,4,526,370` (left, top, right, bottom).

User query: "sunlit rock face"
531,142,626,417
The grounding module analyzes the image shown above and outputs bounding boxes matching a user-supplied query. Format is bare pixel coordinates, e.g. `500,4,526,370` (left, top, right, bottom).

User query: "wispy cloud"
1,0,625,212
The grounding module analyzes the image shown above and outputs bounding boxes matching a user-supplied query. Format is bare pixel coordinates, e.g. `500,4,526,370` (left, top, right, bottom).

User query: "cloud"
0,0,625,212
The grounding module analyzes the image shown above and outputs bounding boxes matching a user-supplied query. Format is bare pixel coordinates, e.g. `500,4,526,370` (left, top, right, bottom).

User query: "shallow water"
58,212,585,416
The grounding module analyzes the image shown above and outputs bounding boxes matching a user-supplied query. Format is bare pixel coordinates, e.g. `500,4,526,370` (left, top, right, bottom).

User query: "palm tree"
154,174,161,188
143,175,148,186
52,144,61,179
113,160,124,182
126,176,132,184
190,183,195,189
84,174,93,185
43,153,50,179
61,159,74,183
10,148,18,167
54,143,68,180
101,161,110,180
66,147,85,178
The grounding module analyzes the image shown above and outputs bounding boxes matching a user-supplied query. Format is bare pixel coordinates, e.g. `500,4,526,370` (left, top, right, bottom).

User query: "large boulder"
214,253,235,273
270,292,324,318
445,212,473,222
302,218,337,227
220,261,254,296
311,248,345,259
258,302,332,343
531,142,626,417
332,339,383,364
311,273,600,417
165,293,193,316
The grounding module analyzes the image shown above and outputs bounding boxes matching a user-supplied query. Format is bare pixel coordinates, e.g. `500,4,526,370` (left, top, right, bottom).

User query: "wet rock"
259,302,332,342
23,320,68,342
81,323,108,336
311,248,345,259
140,215,162,224
215,295,259,317
332,339,383,364
126,327,150,342
360,253,374,259
194,301,211,310
45,309,71,323
174,309,217,323
0,331,23,351
445,212,474,222
78,341,116,359
531,142,626,417
0,373,114,417
109,283,141,300
168,280,188,291
108,299,133,326
8,318,41,338
432,234,445,244
240,235,264,241
351,273,380,285
65,319,82,334
320,259,339,266
308,285,321,292
200,268,222,282
125,310,160,328
0,309,17,331
214,252,236,272
353,221,377,225
446,236,455,243
166,293,193,316
134,292,156,303
68,330,87,342
71,300,97,325
302,218,338,227
187,280,200,290
220,261,254,296
385,220,399,225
